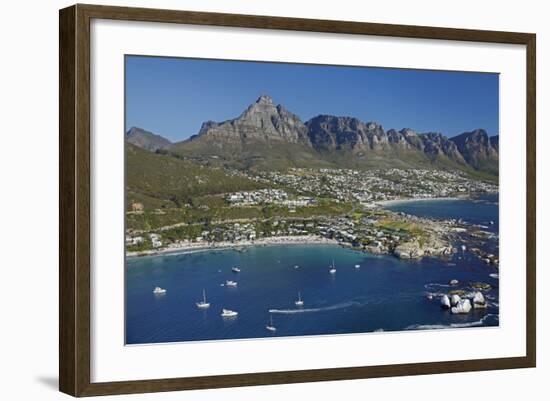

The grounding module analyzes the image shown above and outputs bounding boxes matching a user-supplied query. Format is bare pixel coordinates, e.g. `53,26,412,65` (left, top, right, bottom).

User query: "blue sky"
125,56,499,142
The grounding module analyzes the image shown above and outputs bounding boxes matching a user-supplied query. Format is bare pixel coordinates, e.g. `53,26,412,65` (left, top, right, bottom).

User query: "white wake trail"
269,301,361,314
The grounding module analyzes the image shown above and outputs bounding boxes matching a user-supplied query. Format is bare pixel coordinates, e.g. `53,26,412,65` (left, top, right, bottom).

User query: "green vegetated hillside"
125,143,264,210
171,139,497,184
170,138,335,171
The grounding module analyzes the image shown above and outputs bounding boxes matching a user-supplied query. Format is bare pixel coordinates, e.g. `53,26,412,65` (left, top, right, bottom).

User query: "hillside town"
247,168,498,204
126,167,498,266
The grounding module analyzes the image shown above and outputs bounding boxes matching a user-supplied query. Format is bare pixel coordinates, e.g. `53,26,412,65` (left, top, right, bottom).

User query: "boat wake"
269,301,361,314
405,314,498,330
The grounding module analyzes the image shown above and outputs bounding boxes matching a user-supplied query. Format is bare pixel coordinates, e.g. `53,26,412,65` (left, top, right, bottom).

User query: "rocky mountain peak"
400,128,419,137
190,94,309,145
126,126,172,152
256,94,275,105
239,94,278,120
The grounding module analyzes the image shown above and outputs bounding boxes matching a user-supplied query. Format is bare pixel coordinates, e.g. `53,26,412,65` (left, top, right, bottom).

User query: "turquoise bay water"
126,195,499,344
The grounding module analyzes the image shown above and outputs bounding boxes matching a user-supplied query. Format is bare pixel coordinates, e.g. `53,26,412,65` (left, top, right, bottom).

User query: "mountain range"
126,95,499,177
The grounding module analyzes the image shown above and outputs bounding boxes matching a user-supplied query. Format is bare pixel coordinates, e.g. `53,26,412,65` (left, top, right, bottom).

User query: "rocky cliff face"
450,129,499,174
306,117,469,166
418,132,467,164
306,115,388,152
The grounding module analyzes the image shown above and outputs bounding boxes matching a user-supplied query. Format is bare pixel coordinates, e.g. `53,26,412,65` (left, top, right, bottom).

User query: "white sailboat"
196,289,210,309
221,308,238,317
266,314,276,331
295,291,304,306
329,260,336,274
153,286,166,294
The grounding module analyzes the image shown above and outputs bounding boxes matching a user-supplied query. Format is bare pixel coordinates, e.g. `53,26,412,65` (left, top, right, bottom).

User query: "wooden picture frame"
59,3,536,397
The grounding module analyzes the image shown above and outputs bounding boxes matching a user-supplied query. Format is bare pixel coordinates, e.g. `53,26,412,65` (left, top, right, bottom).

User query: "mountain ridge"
127,95,499,176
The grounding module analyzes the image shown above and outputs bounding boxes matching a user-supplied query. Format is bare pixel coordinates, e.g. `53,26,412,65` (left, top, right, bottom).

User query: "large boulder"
440,295,451,309
450,294,461,307
473,291,487,309
451,299,472,314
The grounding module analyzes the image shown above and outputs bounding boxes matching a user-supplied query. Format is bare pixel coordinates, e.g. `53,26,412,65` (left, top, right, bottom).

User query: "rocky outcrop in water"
473,291,487,309
440,295,451,309
451,298,472,314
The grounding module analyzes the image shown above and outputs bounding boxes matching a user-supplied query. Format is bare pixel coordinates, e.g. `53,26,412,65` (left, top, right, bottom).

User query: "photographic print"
124,56,500,345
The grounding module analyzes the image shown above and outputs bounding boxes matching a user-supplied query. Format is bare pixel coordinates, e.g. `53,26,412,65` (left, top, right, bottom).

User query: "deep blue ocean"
126,194,499,344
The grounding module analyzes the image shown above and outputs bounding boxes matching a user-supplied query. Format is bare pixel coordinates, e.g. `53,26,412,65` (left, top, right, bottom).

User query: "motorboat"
153,287,166,294
221,308,238,317
225,280,238,287
231,267,241,273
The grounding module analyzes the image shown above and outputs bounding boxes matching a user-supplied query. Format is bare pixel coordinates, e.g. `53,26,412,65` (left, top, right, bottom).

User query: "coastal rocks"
393,241,424,259
440,295,451,309
428,271,496,316
450,294,462,307
451,299,472,314
432,284,492,315
467,246,499,266
364,245,386,255
470,282,492,291
473,291,488,309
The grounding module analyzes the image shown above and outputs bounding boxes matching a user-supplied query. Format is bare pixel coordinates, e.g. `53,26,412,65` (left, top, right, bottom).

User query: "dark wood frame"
59,3,536,397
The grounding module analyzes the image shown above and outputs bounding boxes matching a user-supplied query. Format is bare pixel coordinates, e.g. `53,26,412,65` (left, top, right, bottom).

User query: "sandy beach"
126,235,339,258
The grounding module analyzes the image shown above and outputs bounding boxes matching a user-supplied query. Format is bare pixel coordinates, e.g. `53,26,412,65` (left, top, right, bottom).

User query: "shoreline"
376,196,465,207
127,235,339,259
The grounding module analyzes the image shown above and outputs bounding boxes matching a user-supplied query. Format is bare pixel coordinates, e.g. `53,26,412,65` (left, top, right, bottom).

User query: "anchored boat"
221,308,238,317
266,315,276,331
196,289,210,309
329,260,336,274
295,291,304,306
